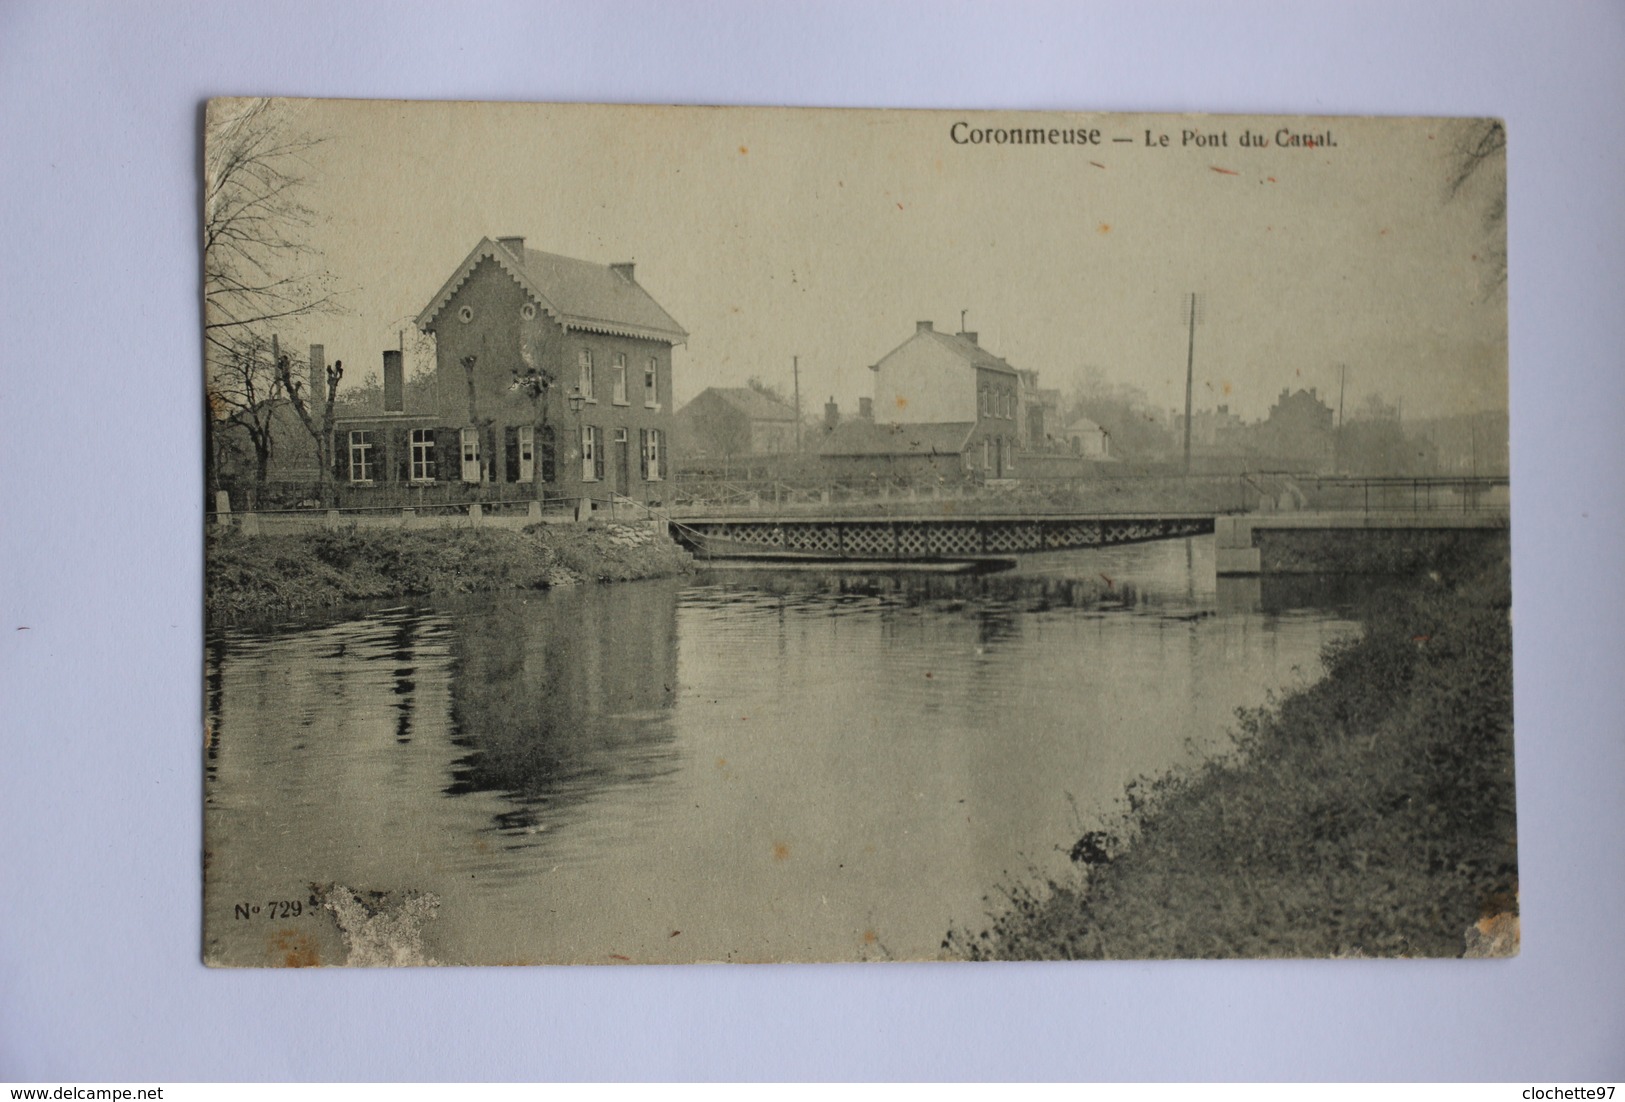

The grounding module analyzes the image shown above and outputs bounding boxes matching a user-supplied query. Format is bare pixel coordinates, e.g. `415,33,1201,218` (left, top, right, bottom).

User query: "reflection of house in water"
442,583,682,832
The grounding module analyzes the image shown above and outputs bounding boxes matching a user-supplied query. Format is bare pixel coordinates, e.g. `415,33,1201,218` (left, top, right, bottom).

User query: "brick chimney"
824,397,840,430
858,396,873,420
958,330,978,345
610,262,635,281
308,344,325,401
497,236,526,260
916,320,934,333
383,350,404,412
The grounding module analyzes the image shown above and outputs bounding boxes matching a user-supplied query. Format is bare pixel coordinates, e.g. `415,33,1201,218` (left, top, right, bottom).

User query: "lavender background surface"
1,0,1620,1081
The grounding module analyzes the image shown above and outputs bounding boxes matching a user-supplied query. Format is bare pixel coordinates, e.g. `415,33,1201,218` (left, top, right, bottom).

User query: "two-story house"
868,320,1022,476
335,235,687,505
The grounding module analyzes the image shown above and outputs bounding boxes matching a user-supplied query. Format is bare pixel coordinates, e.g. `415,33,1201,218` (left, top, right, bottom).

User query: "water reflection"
442,585,681,835
205,538,1361,965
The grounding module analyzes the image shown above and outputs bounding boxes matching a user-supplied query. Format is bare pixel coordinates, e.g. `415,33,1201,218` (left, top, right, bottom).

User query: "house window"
410,428,435,481
577,348,595,400
644,359,658,407
520,302,536,320
348,431,375,482
642,428,664,481
460,426,481,483
458,305,474,324
518,425,535,482
581,425,601,481
539,425,556,483
979,387,988,418
612,354,629,404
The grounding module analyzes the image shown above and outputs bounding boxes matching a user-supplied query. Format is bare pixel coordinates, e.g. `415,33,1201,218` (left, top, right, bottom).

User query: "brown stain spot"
1089,161,1105,169
608,953,631,961
269,928,318,968
1221,381,1233,396
1210,165,1239,176
738,145,748,155
894,396,907,410
924,671,933,679
862,928,878,944
669,929,681,938
715,757,728,768
897,202,904,210
772,841,791,862
1267,176,1277,183
474,838,490,853
1096,222,1111,234
1379,228,1390,236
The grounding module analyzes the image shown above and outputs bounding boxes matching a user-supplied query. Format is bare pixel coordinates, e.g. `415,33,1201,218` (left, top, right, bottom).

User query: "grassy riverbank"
948,537,1515,959
206,523,694,623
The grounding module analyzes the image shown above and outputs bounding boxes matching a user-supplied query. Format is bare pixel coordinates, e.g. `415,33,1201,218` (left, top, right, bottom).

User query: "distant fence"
208,492,668,536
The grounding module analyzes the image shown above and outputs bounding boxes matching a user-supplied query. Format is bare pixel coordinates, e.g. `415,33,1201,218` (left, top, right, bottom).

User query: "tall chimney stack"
824,397,839,430
383,350,404,412
497,236,526,260
916,320,934,333
308,344,325,402
858,396,873,421
610,262,635,281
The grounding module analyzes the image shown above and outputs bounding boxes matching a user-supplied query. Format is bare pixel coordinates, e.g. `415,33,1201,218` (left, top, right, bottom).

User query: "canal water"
204,538,1360,966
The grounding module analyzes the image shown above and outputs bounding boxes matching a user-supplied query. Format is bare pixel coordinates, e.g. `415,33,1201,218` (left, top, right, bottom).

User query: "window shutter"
485,426,498,484
335,434,350,482
393,428,410,484
639,429,649,480
657,429,668,480
540,426,556,483
593,428,605,482
504,425,520,483
436,427,459,482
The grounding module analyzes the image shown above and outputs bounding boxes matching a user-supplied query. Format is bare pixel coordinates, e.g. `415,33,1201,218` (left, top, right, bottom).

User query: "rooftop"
416,236,688,344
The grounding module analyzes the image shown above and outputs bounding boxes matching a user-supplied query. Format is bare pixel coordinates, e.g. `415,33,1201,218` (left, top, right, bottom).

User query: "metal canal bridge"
670,513,1216,565
664,477,1510,571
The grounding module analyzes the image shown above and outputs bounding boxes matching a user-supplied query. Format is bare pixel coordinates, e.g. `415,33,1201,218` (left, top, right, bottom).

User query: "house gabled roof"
691,387,800,422
415,237,688,344
1062,415,1106,436
818,420,976,458
870,326,1020,377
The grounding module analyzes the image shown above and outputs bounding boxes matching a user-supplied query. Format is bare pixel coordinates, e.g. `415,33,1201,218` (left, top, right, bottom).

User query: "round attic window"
520,302,536,320
458,305,474,324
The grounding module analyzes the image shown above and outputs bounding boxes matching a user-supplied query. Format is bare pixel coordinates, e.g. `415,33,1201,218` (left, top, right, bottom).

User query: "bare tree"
211,332,285,505
202,99,338,502
1443,118,1507,292
202,99,336,355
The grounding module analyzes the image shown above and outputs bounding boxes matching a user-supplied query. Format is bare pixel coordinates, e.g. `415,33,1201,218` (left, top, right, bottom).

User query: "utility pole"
1336,362,1346,473
792,355,802,453
1183,292,1201,476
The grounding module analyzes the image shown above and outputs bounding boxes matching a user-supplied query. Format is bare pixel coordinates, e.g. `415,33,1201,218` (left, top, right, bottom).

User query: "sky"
227,99,1508,424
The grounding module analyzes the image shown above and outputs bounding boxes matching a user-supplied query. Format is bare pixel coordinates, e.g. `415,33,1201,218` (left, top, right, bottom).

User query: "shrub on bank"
947,538,1514,959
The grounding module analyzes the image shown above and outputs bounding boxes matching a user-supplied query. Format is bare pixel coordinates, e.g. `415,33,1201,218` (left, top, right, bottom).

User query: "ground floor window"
641,428,665,481
348,430,375,482
460,426,481,483
540,425,556,482
410,428,435,481
517,425,535,482
581,425,602,481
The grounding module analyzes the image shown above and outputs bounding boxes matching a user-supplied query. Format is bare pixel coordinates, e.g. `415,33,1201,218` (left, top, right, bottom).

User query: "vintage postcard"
203,99,1512,966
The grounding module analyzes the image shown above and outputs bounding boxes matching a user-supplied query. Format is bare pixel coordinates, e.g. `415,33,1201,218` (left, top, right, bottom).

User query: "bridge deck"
672,513,1217,561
